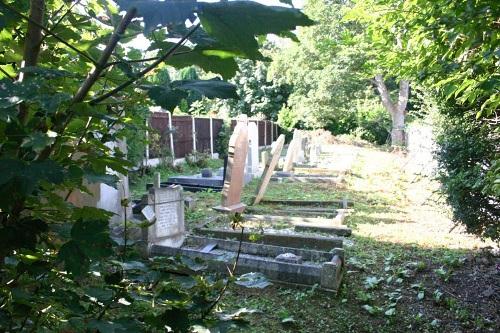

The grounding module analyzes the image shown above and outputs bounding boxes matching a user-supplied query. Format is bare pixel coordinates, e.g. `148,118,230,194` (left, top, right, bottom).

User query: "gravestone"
246,122,260,178
309,144,321,166
145,185,185,248
260,150,269,169
213,122,249,213
283,130,301,172
253,134,285,205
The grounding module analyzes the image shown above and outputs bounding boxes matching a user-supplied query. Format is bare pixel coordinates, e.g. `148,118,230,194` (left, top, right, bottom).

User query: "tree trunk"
374,74,409,146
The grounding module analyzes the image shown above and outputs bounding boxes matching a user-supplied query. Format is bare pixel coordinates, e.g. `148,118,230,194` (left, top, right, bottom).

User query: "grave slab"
150,234,344,292
194,228,343,250
260,198,354,208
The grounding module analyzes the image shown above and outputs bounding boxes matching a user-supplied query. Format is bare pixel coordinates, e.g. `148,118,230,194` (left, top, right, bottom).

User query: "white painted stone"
246,122,260,178
147,185,185,248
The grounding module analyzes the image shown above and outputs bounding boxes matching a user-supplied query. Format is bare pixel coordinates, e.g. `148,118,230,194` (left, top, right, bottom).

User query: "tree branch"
397,80,409,113
102,50,194,70
374,74,396,115
0,2,97,65
37,0,83,48
90,22,201,105
21,0,44,75
73,8,137,103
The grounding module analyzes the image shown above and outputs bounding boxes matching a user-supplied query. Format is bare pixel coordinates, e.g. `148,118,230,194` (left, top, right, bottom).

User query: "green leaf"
85,287,114,302
167,45,239,79
58,240,89,276
117,0,198,34
172,79,238,99
198,1,314,59
147,85,188,111
71,219,113,259
21,131,56,153
384,307,396,316
235,272,272,289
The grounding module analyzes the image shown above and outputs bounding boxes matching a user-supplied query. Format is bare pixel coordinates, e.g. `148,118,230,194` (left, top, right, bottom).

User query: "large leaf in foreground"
198,1,314,59
172,79,238,99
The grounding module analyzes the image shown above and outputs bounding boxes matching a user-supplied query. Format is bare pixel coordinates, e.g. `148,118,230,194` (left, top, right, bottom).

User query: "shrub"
185,150,211,168
435,109,499,241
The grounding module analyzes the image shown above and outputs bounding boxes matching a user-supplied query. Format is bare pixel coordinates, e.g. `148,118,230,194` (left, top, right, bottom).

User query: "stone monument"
144,185,185,248
283,130,301,172
246,121,260,178
213,122,249,213
253,134,285,205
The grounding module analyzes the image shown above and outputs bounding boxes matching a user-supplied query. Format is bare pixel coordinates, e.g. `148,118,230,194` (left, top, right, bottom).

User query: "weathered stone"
253,134,285,205
201,169,213,178
195,228,343,250
276,253,303,264
145,185,185,248
213,122,248,213
246,121,260,178
283,130,301,172
184,196,196,210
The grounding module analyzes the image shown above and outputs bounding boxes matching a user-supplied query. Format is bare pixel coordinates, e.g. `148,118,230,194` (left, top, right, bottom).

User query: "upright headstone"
260,150,269,170
310,143,321,166
283,130,301,172
213,122,249,213
246,122,260,178
145,185,185,248
253,134,286,205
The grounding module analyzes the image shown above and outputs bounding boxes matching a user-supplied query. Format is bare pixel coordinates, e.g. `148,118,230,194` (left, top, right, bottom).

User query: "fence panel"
266,121,272,145
194,117,211,153
258,121,265,146
149,112,171,158
172,116,193,158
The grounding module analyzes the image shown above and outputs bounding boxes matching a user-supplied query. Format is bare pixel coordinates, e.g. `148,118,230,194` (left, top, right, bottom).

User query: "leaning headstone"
145,185,185,248
253,134,285,205
246,121,260,178
213,122,249,213
283,130,301,172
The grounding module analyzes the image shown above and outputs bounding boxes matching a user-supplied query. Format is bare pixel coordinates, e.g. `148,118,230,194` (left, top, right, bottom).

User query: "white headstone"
147,185,185,247
283,130,301,172
246,122,260,178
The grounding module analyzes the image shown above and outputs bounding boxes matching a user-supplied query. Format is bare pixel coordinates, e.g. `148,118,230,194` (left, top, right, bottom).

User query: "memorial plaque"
147,185,185,247
253,134,285,205
213,122,249,213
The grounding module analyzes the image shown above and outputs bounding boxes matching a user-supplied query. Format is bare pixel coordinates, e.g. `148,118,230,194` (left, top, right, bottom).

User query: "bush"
215,122,231,158
435,109,499,241
354,98,391,145
185,150,211,168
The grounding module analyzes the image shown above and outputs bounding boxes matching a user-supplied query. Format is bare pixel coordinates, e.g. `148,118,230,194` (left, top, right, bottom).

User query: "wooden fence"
148,111,279,161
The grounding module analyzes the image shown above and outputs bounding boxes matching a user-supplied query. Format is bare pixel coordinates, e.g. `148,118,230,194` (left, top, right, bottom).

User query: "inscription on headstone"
146,185,185,248
253,134,285,205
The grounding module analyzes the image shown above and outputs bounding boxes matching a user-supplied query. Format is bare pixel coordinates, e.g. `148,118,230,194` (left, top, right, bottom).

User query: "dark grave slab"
194,228,343,250
260,198,353,208
149,234,344,292
242,213,352,237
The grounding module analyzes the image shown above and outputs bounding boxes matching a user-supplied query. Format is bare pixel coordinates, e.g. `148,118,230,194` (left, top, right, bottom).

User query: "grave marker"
283,130,301,172
253,134,285,205
213,122,249,213
246,121,260,178
145,185,185,248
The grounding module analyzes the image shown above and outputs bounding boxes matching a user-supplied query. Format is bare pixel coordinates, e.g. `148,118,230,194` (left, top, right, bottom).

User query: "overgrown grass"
184,144,497,332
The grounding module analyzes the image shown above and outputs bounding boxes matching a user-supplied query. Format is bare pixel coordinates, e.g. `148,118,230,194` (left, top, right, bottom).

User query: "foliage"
0,0,311,330
185,150,211,168
349,0,499,240
269,0,370,132
223,59,291,120
435,109,499,241
215,121,231,158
